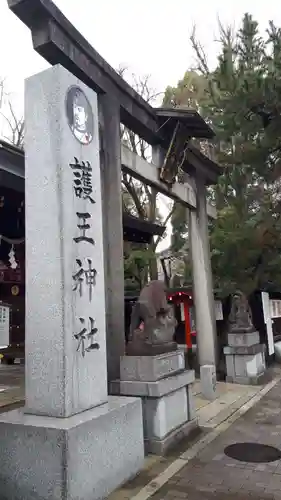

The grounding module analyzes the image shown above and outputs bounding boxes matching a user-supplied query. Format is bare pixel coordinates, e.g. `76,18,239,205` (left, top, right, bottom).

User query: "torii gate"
7,0,220,396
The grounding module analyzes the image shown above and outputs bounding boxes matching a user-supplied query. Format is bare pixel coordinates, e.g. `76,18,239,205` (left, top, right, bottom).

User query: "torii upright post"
189,173,217,400
99,94,125,384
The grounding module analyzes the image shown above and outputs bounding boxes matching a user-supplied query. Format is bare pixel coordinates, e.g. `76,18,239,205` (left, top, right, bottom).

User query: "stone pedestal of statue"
126,339,178,356
224,332,266,385
223,292,267,385
111,350,197,455
117,281,197,454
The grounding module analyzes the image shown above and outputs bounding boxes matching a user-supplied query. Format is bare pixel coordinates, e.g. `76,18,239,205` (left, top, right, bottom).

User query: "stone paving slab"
0,387,24,409
193,379,260,434
194,380,258,418
151,380,281,499
0,366,24,409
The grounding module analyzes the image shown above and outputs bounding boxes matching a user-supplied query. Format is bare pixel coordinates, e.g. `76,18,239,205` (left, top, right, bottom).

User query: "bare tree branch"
117,64,128,79
153,202,177,250
0,78,24,147
0,78,5,110
118,66,176,279
190,25,221,107
190,26,210,76
0,99,24,147
122,172,147,218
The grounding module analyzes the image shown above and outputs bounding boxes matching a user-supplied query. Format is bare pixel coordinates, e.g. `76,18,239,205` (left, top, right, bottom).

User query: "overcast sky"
2,0,281,109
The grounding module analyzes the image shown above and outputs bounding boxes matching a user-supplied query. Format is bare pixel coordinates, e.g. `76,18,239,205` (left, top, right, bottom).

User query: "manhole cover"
224,443,281,463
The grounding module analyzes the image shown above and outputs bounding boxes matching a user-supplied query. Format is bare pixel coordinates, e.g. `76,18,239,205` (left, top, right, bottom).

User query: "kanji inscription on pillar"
65,79,107,407
24,66,107,417
75,317,100,357
70,152,100,356
72,258,97,301
74,212,95,245
69,157,95,203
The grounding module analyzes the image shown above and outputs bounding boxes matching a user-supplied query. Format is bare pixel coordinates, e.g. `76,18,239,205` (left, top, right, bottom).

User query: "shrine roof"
0,140,165,244
154,109,220,184
0,140,24,167
123,213,165,244
155,107,215,140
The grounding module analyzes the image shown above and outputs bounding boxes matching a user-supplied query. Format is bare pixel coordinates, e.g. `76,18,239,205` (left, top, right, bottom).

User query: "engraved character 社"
74,317,100,357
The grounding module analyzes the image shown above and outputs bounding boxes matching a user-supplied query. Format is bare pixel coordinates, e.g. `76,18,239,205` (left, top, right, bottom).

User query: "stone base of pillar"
0,396,144,500
111,352,197,455
200,364,217,400
224,332,266,385
225,372,266,385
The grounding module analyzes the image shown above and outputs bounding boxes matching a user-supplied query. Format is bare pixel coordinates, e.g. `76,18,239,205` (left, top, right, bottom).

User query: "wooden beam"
7,0,162,144
121,146,217,219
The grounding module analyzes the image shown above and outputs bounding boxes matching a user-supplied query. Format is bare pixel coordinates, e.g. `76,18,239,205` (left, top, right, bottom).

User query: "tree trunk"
148,242,158,280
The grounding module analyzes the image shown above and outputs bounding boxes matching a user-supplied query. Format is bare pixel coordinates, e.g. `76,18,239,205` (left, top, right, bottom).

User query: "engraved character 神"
72,258,97,301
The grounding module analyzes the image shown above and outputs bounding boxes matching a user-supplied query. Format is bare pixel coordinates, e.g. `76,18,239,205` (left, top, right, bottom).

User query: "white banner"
262,292,274,355
0,305,9,347
215,300,223,320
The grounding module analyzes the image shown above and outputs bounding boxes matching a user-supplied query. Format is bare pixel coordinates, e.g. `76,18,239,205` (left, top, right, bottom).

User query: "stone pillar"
99,94,125,383
0,65,144,500
189,174,217,399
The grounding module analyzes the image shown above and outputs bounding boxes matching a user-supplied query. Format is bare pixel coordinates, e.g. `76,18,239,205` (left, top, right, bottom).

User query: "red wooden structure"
167,288,196,348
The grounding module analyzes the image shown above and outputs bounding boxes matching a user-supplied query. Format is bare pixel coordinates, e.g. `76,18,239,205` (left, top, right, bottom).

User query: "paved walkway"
1,365,281,499
0,365,24,410
107,375,273,500
193,379,260,429
149,377,281,500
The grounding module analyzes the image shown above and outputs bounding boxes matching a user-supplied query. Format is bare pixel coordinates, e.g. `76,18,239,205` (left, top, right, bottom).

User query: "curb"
131,374,281,500
0,398,24,411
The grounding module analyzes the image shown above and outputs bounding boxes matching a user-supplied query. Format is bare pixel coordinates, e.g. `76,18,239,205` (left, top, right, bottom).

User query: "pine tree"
166,14,281,296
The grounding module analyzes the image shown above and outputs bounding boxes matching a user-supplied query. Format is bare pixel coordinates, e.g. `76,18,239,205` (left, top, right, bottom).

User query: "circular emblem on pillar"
11,285,19,296
66,86,94,145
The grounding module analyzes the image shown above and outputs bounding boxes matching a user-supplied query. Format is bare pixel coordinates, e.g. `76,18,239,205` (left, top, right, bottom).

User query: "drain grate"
224,443,281,463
